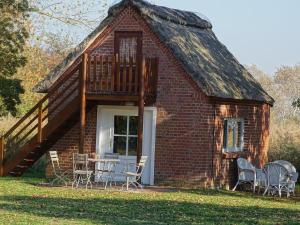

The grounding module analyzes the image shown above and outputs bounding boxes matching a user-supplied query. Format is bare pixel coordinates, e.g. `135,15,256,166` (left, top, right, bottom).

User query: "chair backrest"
137,156,148,175
274,160,297,173
264,162,290,186
49,151,60,175
104,153,119,159
73,153,89,171
237,158,255,170
236,158,256,181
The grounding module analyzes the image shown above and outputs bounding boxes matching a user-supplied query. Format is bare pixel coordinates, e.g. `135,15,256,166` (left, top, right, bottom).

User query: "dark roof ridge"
109,0,213,29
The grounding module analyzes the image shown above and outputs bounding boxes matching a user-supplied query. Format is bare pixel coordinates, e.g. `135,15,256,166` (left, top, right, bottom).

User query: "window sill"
222,151,250,159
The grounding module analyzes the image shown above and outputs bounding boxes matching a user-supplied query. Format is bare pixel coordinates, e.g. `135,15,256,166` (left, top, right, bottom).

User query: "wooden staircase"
0,53,159,177
0,61,82,177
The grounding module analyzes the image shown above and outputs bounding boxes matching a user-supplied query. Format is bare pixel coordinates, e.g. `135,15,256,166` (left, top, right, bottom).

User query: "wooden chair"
49,151,71,186
122,156,148,191
72,153,93,189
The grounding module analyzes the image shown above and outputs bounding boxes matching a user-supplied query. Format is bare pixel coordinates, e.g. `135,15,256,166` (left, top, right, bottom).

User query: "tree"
0,0,30,78
0,0,30,116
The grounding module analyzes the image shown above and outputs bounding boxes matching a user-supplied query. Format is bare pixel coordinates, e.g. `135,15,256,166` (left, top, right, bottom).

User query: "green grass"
0,177,299,225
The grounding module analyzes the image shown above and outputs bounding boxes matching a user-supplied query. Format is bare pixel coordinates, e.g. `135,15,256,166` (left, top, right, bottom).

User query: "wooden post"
0,137,4,176
137,58,145,164
79,53,88,154
37,104,43,143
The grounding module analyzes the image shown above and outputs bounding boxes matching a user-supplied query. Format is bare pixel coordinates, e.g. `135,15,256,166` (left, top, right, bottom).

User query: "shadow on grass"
180,188,300,205
0,194,299,225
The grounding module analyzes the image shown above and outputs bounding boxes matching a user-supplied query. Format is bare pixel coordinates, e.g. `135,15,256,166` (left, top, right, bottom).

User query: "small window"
223,118,244,152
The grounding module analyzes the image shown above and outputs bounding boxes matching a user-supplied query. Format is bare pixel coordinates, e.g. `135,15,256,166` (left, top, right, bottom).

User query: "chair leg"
278,188,282,198
126,177,129,191
232,180,239,191
263,186,269,196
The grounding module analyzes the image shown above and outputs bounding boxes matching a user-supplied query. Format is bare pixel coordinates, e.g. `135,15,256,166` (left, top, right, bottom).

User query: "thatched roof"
33,0,274,104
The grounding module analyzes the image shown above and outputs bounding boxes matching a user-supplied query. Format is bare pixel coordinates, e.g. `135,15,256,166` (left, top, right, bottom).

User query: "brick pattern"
45,6,271,189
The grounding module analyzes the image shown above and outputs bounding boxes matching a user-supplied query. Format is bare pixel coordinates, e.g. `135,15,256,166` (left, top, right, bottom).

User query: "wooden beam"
137,58,145,164
86,94,138,102
0,137,4,176
79,53,88,154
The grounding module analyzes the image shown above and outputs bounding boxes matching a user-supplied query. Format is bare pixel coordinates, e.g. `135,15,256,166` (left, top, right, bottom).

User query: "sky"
51,0,300,75
145,0,300,75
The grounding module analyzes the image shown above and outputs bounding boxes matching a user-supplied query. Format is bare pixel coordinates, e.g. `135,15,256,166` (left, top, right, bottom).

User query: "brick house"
0,0,273,188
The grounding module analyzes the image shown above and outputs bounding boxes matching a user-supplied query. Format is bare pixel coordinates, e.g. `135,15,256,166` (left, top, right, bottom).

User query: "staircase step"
9,171,22,176
16,165,28,169
23,159,35,162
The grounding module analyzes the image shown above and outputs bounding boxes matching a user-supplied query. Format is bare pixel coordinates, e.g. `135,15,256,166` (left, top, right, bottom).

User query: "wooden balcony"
85,55,158,103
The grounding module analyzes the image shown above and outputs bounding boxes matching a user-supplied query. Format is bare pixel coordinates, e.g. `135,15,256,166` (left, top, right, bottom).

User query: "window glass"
128,137,138,156
119,37,137,63
114,116,127,135
129,116,138,135
113,136,126,155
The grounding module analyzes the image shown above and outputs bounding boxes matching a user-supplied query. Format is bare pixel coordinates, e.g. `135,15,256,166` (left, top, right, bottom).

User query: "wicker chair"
263,162,290,197
232,158,265,193
274,160,298,196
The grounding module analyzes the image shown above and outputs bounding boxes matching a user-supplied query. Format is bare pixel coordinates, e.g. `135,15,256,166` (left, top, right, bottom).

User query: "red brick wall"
45,5,271,189
212,103,270,188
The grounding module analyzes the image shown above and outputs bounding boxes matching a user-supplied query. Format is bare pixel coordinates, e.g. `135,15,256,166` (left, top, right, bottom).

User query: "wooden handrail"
0,59,82,166
37,104,43,143
3,95,48,138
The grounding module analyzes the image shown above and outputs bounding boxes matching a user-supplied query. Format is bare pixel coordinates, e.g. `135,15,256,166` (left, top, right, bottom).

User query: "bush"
269,120,300,172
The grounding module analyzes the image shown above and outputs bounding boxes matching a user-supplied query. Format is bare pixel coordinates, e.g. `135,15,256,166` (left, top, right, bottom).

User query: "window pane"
114,116,127,135
113,136,126,155
227,124,234,148
128,137,137,156
119,37,137,62
223,120,228,149
237,121,242,148
129,116,138,135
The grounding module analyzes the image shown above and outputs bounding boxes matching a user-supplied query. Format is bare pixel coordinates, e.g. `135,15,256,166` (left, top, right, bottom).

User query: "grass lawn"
0,177,299,225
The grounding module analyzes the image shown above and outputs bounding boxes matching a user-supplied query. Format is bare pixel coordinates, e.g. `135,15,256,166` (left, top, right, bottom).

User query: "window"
119,37,137,63
113,115,138,156
223,118,244,152
114,31,142,63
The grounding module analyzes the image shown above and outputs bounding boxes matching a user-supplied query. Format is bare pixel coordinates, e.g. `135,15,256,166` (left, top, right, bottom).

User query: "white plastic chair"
263,162,290,197
72,153,93,189
232,158,263,193
274,160,298,195
122,156,148,191
49,151,72,186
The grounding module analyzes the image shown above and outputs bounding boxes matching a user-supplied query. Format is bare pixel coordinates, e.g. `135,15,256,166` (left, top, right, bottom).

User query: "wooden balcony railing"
86,55,158,97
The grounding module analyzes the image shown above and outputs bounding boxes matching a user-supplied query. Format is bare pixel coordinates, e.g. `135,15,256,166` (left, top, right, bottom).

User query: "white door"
96,106,156,185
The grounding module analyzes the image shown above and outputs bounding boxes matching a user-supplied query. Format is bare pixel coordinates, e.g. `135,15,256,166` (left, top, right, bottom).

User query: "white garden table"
88,158,120,188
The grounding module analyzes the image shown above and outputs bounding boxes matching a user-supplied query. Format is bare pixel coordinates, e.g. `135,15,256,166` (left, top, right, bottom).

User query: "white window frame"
113,115,138,156
223,118,245,153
